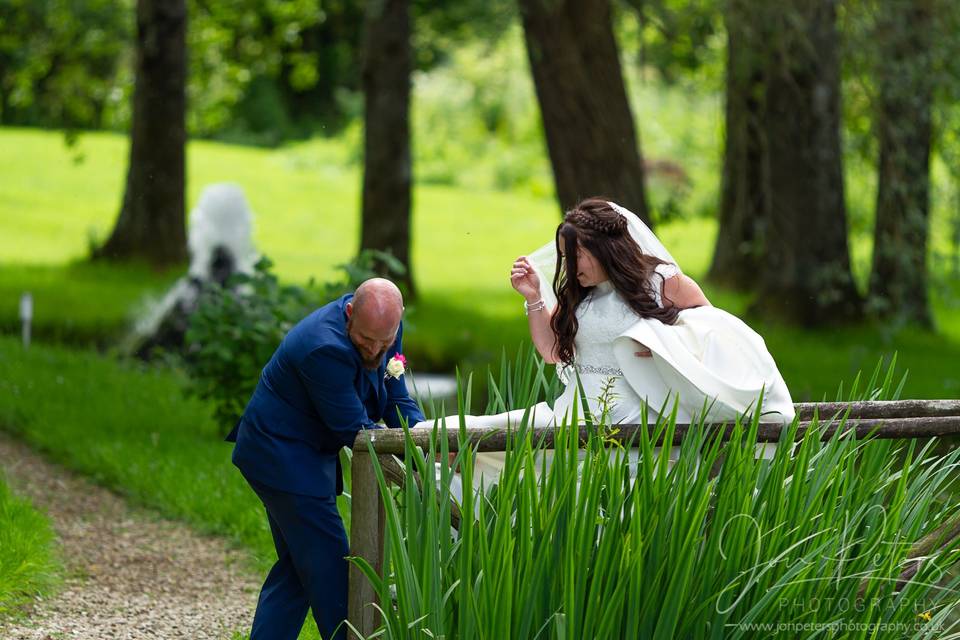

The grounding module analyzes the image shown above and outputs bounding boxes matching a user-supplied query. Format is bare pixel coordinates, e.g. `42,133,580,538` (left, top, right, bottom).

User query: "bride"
419,198,795,484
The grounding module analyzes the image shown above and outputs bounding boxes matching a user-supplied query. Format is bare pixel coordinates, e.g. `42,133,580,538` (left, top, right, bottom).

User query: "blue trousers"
246,477,349,640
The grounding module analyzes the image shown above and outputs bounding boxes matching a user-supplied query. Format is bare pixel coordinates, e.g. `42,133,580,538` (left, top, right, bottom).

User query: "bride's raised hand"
510,256,541,302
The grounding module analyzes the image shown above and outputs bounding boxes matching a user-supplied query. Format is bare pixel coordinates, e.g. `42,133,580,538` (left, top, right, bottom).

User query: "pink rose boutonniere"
385,354,407,380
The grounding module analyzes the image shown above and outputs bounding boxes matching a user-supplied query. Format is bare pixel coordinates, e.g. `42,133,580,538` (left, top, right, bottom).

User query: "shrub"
184,250,406,435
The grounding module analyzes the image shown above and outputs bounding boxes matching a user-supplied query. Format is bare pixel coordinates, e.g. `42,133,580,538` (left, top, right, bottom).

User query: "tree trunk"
708,0,770,289
868,0,934,327
359,0,415,296
94,0,187,267
751,0,861,325
518,0,650,222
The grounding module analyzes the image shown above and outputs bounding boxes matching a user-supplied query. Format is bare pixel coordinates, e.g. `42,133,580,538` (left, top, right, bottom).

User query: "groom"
226,277,425,640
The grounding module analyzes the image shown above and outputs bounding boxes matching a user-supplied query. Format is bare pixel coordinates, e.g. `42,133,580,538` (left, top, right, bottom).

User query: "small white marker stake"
19,292,32,348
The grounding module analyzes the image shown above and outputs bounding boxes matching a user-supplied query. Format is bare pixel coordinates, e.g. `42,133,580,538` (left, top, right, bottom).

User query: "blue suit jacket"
225,293,425,497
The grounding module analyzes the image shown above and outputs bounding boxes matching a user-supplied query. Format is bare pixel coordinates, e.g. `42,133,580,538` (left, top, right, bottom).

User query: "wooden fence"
346,400,960,638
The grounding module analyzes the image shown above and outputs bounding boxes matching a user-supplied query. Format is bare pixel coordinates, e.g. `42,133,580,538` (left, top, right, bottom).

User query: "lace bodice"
573,263,679,370
553,263,680,424
573,281,640,371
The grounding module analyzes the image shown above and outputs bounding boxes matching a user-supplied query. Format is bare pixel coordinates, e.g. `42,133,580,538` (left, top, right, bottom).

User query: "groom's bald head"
351,278,403,326
346,278,404,368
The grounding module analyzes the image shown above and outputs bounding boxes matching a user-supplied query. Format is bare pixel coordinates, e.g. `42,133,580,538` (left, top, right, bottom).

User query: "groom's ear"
345,302,353,318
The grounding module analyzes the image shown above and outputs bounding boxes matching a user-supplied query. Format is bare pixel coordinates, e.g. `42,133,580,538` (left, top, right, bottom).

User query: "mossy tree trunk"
518,0,651,223
709,0,770,289
359,0,415,296
94,0,187,267
868,0,934,327
750,0,862,325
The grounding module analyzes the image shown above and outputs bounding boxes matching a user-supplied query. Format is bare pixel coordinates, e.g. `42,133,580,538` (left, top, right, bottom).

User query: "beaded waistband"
574,363,624,376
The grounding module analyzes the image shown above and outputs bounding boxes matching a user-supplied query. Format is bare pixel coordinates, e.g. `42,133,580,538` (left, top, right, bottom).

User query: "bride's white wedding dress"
423,262,796,491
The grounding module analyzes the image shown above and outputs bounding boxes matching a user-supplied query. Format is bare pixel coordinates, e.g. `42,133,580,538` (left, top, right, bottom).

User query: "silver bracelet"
524,298,546,315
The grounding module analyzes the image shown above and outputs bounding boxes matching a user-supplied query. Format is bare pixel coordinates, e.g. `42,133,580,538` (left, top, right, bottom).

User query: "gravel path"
0,432,261,639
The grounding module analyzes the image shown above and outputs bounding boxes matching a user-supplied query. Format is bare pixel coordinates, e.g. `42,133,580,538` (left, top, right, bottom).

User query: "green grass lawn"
0,337,276,563
2,126,960,401
0,336,335,638
0,261,179,346
0,472,61,620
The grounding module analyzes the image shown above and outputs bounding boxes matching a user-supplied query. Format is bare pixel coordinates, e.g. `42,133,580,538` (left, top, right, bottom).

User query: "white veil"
521,201,795,426
525,201,679,311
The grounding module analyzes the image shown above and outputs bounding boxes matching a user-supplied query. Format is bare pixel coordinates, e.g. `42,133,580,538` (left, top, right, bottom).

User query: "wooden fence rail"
346,400,960,638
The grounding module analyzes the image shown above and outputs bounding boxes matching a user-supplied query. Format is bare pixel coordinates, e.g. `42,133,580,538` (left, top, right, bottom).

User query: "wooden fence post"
348,451,385,638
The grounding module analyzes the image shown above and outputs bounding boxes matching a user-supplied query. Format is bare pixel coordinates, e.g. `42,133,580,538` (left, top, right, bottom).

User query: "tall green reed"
351,350,960,639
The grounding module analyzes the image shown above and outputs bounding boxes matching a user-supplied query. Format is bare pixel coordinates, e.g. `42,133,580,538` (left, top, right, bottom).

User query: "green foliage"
412,0,517,70
840,0,960,319
0,474,61,620
184,250,407,434
356,359,960,638
409,26,724,217
187,0,342,139
225,75,295,147
616,0,725,85
183,256,319,433
408,26,549,195
0,0,130,130
0,0,347,140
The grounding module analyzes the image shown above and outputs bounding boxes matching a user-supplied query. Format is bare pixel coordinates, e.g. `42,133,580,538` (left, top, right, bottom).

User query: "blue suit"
226,293,424,640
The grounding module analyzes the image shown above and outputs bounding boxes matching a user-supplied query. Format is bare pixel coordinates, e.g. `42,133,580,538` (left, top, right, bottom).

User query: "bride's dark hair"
551,198,680,366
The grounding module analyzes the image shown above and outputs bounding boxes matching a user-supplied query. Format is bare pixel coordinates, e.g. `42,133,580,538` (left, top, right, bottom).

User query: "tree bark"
868,0,934,327
94,0,187,267
751,0,861,324
518,0,650,222
709,0,770,288
359,0,415,296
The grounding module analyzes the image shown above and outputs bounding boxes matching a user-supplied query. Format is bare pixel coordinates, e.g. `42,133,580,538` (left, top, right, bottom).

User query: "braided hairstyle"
550,197,680,366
